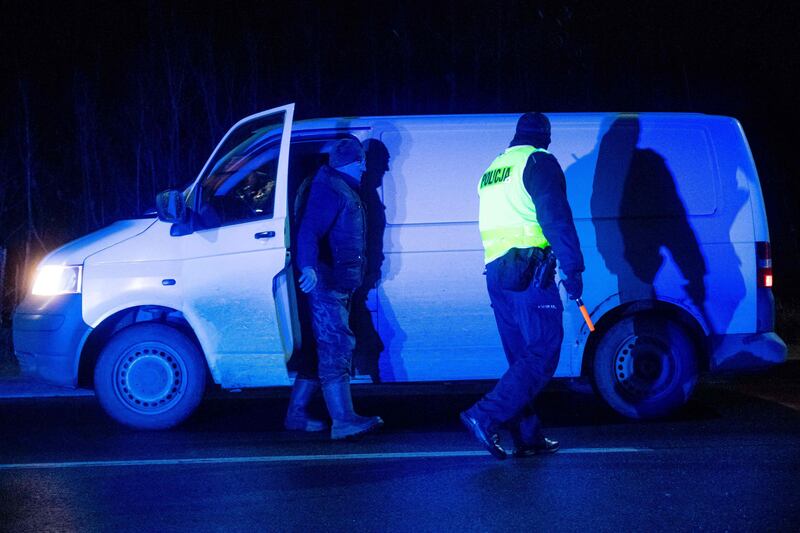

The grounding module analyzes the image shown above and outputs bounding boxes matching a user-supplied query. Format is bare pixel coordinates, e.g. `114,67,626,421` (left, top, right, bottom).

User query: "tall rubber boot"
284,378,328,432
322,379,383,440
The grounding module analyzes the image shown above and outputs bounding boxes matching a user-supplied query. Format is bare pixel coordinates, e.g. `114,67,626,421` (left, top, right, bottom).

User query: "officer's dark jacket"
512,137,585,277
297,164,366,290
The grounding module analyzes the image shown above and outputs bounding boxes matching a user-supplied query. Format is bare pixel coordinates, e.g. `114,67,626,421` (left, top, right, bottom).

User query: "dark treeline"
1,0,799,318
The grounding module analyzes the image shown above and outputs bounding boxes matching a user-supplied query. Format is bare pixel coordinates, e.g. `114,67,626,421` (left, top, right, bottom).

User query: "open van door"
179,103,296,388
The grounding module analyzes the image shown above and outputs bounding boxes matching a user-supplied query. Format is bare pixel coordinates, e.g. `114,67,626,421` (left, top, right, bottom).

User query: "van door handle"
254,230,276,240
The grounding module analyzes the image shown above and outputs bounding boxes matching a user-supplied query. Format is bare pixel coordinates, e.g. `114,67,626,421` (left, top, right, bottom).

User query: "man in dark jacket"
461,112,584,459
284,138,384,440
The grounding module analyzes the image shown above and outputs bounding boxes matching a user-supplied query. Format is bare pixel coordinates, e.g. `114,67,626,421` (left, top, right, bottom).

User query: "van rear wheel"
592,316,698,419
94,323,206,429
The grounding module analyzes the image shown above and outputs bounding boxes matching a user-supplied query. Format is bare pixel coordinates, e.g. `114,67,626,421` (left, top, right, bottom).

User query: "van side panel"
378,121,574,381
378,246,506,380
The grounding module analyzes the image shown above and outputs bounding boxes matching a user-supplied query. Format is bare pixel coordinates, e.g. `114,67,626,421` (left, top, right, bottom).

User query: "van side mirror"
155,189,186,223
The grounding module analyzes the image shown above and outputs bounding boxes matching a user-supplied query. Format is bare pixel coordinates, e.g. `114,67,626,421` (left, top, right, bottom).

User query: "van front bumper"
12,294,92,388
709,332,788,372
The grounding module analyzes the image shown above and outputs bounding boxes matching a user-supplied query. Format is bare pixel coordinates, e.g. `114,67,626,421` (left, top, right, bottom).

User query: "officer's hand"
298,267,318,293
562,271,583,300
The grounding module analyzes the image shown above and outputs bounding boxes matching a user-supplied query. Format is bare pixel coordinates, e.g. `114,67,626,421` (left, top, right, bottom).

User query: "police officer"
284,138,384,440
461,113,584,459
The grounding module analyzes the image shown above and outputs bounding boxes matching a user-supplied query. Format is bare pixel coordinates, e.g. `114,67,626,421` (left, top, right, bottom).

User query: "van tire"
592,316,698,419
94,323,206,430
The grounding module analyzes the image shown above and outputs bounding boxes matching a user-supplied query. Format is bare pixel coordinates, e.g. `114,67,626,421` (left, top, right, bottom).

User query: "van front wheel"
94,323,206,429
592,316,698,419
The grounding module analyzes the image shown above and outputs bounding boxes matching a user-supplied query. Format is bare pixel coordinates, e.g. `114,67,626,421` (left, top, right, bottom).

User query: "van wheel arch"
581,300,708,376
78,306,207,389
581,300,708,419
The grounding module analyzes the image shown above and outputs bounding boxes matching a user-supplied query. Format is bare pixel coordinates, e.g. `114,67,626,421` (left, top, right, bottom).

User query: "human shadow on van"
349,139,389,382
566,114,751,418
371,124,408,382
590,115,708,319
587,115,715,418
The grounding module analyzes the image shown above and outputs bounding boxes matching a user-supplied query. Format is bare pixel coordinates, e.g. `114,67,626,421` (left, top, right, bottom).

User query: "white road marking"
0,447,650,470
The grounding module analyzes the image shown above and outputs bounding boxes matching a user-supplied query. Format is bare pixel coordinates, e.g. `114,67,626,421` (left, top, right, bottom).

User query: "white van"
13,103,786,428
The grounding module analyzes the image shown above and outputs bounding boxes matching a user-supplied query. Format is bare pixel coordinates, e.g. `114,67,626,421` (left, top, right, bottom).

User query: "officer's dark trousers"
467,260,564,446
300,285,356,386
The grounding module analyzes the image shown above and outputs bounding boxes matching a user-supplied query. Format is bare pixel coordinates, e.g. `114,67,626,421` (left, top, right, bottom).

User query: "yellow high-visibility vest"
477,145,551,264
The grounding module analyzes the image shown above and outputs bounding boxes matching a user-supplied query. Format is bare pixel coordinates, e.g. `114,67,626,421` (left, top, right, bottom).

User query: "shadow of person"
350,138,390,382
370,125,409,382
584,115,714,416
590,115,709,324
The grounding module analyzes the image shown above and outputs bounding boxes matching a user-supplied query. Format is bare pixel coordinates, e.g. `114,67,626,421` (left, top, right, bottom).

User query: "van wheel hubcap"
613,335,674,400
113,342,188,414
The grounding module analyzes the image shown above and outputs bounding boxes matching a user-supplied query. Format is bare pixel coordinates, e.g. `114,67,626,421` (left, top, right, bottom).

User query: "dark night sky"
1,0,799,304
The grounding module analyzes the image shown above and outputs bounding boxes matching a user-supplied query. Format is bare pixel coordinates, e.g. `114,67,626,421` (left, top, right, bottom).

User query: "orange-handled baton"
575,298,595,332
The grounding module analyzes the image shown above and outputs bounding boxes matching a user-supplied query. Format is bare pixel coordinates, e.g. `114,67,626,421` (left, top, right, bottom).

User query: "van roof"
293,112,735,131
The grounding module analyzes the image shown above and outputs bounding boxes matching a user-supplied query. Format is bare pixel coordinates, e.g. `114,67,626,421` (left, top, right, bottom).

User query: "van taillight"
757,241,773,288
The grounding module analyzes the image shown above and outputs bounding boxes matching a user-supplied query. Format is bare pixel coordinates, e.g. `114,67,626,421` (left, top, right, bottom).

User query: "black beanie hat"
329,138,366,168
516,112,550,136
512,112,551,148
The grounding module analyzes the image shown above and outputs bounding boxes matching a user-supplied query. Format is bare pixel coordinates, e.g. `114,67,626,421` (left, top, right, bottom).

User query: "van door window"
195,113,285,229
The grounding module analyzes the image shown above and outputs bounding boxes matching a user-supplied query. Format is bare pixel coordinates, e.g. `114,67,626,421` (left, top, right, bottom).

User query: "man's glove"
561,271,583,300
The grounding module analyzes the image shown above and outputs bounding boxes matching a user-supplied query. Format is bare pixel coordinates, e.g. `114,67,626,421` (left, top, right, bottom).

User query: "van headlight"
32,265,83,295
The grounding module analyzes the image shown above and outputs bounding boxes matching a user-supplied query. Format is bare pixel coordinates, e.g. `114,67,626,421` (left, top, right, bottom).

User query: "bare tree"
18,81,46,289
0,246,6,320
162,26,188,189
73,73,102,232
198,43,221,145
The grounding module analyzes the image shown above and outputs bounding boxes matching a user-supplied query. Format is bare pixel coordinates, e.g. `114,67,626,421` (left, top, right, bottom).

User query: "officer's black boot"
284,378,328,432
511,433,560,457
460,410,507,460
509,418,559,457
322,379,383,440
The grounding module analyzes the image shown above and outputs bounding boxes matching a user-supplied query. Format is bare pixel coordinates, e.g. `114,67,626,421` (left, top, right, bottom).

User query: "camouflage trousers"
305,286,356,386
